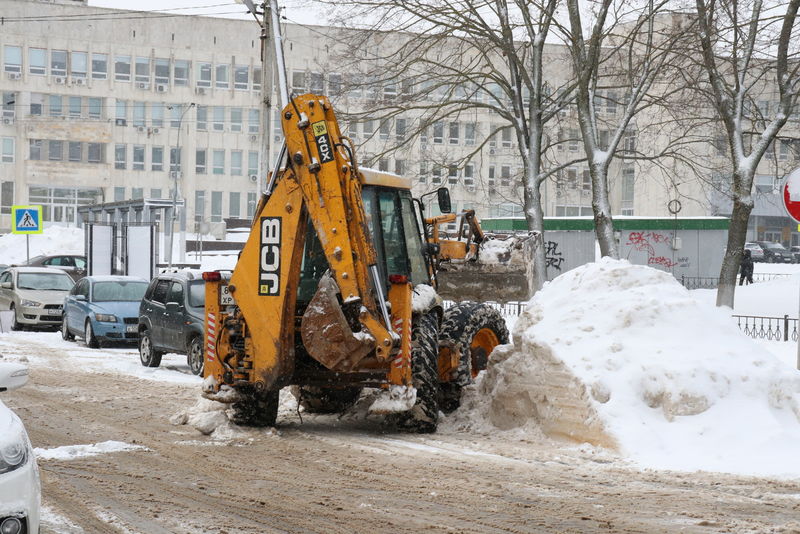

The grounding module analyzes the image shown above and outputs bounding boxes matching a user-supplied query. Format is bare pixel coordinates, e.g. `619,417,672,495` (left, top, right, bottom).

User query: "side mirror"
437,187,452,214
74,294,87,301
0,363,29,392
0,282,10,289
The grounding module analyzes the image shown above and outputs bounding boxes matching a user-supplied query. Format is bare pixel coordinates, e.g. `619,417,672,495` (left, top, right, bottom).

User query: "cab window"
400,193,429,284
151,279,171,304
377,190,409,278
167,282,184,306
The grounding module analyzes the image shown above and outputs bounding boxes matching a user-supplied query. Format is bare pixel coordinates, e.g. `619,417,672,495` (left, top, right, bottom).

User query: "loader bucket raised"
300,273,376,372
435,234,539,304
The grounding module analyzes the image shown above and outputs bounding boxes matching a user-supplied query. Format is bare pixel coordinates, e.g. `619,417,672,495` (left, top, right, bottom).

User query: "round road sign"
783,168,800,223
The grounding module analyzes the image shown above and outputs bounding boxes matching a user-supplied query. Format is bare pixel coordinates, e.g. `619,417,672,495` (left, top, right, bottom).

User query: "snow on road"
35,440,149,461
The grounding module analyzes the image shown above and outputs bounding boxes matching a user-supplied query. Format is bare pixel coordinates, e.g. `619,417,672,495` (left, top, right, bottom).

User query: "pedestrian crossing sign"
11,205,43,234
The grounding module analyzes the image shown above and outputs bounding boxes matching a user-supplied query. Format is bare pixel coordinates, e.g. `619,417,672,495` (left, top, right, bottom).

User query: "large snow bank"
0,226,84,264
461,258,800,477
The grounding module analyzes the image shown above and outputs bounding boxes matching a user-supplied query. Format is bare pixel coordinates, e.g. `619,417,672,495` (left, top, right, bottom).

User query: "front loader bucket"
436,234,539,303
301,273,375,372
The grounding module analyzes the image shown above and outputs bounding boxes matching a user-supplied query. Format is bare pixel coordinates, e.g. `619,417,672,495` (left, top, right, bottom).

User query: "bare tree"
557,0,695,258
691,0,800,307
319,0,583,291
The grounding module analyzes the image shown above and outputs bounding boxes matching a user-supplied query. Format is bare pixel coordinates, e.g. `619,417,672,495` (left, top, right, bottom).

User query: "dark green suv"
138,271,205,375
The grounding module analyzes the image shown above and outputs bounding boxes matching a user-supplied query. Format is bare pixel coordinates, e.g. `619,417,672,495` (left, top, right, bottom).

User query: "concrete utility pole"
166,102,195,268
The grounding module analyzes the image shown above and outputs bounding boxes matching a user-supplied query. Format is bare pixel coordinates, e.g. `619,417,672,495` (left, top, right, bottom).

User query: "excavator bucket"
435,234,540,304
300,273,376,372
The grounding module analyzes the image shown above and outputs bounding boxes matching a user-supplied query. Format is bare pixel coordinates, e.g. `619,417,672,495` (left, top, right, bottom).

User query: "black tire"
392,311,441,433
9,304,21,331
438,302,509,413
187,336,205,376
768,256,774,263
231,388,280,427
290,385,363,414
61,314,74,341
85,320,100,349
139,329,163,367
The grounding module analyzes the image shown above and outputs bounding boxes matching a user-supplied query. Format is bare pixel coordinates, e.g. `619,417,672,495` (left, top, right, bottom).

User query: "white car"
0,363,40,534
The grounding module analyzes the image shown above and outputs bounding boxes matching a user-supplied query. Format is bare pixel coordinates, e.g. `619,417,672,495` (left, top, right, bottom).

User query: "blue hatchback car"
62,276,149,348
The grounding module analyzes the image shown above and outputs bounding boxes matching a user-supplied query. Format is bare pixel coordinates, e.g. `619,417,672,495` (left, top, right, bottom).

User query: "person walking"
740,248,754,286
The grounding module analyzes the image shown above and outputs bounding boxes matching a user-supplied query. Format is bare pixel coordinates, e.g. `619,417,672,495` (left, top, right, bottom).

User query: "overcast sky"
87,0,328,25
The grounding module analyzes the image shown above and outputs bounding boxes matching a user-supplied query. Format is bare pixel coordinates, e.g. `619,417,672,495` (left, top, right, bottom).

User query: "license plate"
48,309,61,316
126,325,137,333
219,285,236,306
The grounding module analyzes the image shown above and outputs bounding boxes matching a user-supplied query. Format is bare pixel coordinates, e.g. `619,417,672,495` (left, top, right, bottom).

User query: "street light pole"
166,102,194,268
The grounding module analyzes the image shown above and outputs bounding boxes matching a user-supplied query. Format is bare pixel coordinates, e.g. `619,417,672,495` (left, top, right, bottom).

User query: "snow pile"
787,167,800,201
35,440,148,460
0,226,84,264
461,258,800,477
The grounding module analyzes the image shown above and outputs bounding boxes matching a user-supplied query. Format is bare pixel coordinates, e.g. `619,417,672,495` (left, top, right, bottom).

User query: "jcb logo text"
258,217,281,296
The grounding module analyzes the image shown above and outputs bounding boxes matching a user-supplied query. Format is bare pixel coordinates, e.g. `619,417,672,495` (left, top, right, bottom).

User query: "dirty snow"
35,440,149,460
464,258,800,478
411,284,439,313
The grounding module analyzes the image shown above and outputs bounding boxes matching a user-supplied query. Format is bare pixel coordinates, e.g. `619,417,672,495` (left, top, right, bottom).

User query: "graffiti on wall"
545,240,565,272
626,231,679,269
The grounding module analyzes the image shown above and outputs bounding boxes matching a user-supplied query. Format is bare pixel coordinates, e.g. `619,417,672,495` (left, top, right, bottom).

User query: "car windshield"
17,272,74,291
766,243,786,250
92,281,148,302
188,280,205,308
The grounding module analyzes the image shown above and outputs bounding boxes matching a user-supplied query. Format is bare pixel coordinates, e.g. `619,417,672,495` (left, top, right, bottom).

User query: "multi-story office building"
1,0,798,244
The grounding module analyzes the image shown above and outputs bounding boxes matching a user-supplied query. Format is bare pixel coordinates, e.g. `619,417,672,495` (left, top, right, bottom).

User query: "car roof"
9,266,72,275
155,269,203,281
85,275,148,283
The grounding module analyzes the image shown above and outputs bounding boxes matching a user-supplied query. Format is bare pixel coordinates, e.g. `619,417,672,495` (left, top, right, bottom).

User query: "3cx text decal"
312,120,335,164
259,216,281,296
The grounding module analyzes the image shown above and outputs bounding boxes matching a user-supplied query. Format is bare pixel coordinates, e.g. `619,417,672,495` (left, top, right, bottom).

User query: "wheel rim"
62,316,69,337
470,327,500,378
190,340,203,373
140,335,151,360
85,322,92,343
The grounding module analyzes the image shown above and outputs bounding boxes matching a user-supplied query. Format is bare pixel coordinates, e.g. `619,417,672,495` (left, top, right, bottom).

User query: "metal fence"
733,314,799,342
681,273,792,290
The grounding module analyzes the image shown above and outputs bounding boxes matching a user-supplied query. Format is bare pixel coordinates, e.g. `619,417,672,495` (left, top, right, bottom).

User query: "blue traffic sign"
11,205,43,234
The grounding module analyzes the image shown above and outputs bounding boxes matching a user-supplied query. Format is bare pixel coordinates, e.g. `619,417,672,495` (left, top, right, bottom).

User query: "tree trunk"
524,180,547,292
590,163,619,259
716,192,753,308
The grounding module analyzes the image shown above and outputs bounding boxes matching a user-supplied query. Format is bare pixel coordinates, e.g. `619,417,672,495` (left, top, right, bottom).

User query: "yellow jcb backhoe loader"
201,94,529,432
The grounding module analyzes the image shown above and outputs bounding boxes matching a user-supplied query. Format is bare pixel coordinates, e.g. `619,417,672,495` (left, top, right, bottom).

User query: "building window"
212,107,224,131
211,191,223,222
395,159,405,176
195,190,205,222
196,149,207,174
87,143,104,164
569,128,579,152
170,147,181,172
151,102,164,127
129,187,142,200
755,174,774,194
234,65,249,90
3,46,22,74
71,51,87,78
92,53,107,79
1,181,14,214
394,118,406,141
247,192,257,217
448,165,458,185
418,162,427,184
30,93,44,116
87,97,102,119
378,158,389,172
465,122,476,146
1,138,14,163
1,92,14,118
114,187,125,202
621,165,635,214
292,71,306,93
231,150,243,175
230,108,243,132
197,63,212,88
488,165,496,186
500,165,511,186
29,48,47,76
152,146,164,171
248,151,258,177
47,140,62,161
379,120,390,140
196,105,207,131
135,57,150,83
174,60,189,86
308,72,322,94
212,150,225,175
780,139,791,161
49,95,63,117
248,109,259,134
115,100,127,122
501,127,513,148
29,139,43,160
464,164,474,186
215,64,229,89
229,192,241,218
363,120,374,138
69,96,82,118
133,101,146,127
432,166,442,185
150,188,161,198
433,122,444,144
329,73,342,94
115,144,127,169
133,145,145,171
449,122,459,145
582,169,591,191
154,58,170,86
114,55,131,82
252,67,262,91
68,141,81,162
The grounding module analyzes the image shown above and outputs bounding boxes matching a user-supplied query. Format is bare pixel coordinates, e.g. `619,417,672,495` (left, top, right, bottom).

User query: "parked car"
17,254,87,282
0,267,75,330
744,242,765,262
791,246,800,263
755,241,794,263
138,271,205,375
62,276,149,348
0,362,41,534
